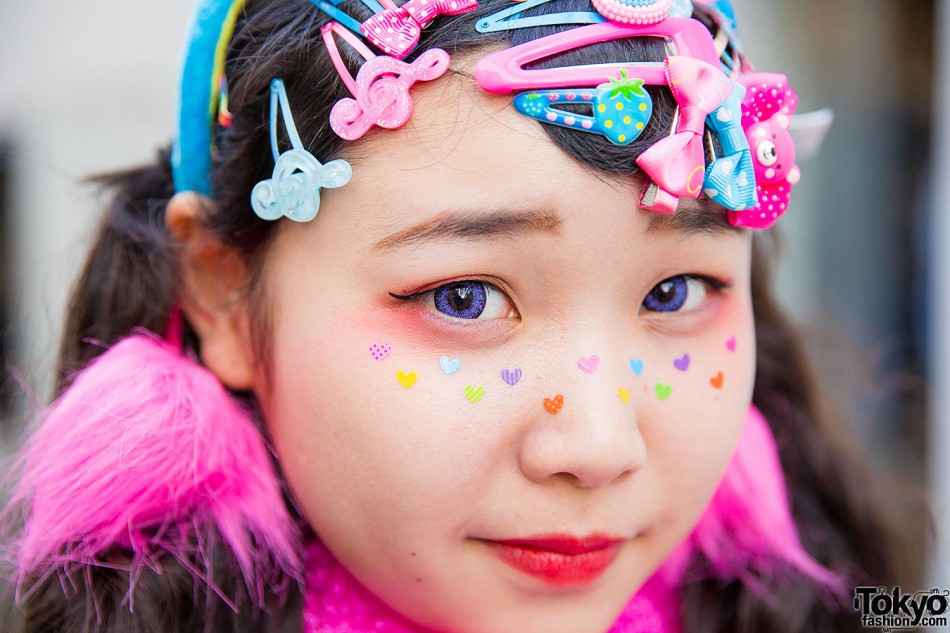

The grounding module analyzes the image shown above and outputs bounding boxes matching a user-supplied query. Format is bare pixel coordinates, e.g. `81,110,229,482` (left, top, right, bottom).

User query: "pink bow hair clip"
635,55,734,214
728,72,800,229
360,0,479,60
323,21,450,141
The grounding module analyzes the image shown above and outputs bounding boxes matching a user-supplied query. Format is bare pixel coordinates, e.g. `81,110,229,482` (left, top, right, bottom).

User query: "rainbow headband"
172,0,801,229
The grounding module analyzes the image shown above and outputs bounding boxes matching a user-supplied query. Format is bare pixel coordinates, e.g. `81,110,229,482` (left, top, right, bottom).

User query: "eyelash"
391,274,729,322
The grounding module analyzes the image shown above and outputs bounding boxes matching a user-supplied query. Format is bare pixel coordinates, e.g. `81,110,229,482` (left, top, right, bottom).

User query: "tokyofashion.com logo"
854,586,949,631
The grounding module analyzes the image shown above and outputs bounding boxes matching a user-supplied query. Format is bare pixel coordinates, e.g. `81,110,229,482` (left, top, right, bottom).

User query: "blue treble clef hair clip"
250,79,353,223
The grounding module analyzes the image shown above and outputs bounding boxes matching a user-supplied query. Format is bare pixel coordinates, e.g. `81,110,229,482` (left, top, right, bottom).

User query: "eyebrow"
374,209,563,251
646,202,744,237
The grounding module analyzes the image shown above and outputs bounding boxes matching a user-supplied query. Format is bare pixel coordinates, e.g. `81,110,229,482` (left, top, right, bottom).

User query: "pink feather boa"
6,332,842,630
6,333,301,606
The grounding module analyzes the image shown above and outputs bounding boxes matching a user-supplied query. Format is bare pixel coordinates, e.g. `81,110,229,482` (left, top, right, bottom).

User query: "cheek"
260,306,509,561
637,295,756,532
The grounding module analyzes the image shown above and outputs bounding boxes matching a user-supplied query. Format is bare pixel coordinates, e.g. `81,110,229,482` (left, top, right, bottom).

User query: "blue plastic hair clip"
310,0,387,33
702,80,756,210
513,70,653,145
475,0,605,34
250,79,353,223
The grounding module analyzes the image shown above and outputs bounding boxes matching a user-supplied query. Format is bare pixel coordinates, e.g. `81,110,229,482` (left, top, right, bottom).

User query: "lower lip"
485,541,622,586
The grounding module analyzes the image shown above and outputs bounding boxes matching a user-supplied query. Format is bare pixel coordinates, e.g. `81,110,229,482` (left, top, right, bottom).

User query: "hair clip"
635,55,733,214
475,0,605,34
474,18,719,94
310,0,390,35
360,0,479,60
514,70,653,145
728,73,799,229
591,0,672,26
250,79,353,223
322,21,450,140
703,81,756,211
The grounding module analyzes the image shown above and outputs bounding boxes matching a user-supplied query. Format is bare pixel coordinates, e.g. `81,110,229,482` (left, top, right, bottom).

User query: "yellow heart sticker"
397,370,418,389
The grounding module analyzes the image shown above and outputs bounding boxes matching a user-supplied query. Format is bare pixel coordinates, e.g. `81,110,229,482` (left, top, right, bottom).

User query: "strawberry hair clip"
473,0,798,227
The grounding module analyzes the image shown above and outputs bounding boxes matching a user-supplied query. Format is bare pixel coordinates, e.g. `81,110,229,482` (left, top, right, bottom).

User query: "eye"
641,275,712,313
393,280,517,321
756,141,779,166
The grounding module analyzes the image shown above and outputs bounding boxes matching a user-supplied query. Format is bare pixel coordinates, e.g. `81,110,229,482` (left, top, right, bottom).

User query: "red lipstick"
484,535,623,586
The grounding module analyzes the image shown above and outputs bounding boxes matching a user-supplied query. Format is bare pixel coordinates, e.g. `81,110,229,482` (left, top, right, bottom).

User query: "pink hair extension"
4,332,302,609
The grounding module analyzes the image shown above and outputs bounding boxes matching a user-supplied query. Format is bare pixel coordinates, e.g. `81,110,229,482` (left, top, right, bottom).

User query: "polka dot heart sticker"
370,343,391,360
543,395,564,414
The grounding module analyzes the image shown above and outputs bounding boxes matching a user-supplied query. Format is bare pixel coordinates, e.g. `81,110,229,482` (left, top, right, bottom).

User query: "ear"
165,192,257,390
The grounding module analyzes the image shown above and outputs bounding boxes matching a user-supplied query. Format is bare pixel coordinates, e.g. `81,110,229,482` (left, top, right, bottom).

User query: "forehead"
331,69,737,242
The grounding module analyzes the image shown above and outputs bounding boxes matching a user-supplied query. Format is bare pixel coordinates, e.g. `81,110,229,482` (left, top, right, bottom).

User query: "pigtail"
56,149,177,394
7,152,304,632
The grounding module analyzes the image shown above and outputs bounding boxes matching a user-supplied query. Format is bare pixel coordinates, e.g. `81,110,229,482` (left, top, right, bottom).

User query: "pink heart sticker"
578,355,600,374
370,343,391,360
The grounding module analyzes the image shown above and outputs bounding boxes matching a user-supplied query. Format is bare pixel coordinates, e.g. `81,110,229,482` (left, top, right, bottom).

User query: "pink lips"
484,535,624,586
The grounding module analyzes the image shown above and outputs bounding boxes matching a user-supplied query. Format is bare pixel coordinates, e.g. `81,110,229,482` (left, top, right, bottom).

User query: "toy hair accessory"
703,81,757,210
729,72,800,229
514,70,654,145
590,0,672,26
323,21,451,140
360,0,479,59
475,0,606,33
635,55,733,214
475,18,719,93
311,0,388,35
6,329,301,607
251,78,353,222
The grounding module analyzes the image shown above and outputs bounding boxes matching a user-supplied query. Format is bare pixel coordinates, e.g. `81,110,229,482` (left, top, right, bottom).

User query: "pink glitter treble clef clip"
322,21,450,141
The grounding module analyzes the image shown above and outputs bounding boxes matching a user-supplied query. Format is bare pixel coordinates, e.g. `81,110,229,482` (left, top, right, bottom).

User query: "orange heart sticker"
543,394,564,414
710,372,724,389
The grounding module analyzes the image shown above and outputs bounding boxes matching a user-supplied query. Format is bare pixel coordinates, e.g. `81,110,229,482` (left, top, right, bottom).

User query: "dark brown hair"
14,0,910,631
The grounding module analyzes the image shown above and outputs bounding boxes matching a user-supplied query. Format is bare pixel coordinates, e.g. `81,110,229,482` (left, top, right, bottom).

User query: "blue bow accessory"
703,81,756,211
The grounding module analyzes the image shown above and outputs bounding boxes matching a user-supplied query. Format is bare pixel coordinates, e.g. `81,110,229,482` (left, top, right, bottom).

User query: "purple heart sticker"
673,354,691,372
501,368,522,386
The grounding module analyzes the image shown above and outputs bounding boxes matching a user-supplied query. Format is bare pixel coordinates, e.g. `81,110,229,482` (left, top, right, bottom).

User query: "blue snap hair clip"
476,0,606,33
250,79,353,223
513,70,653,146
310,0,386,34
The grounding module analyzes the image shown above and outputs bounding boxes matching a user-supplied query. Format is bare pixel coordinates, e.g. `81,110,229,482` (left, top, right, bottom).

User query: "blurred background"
0,0,946,594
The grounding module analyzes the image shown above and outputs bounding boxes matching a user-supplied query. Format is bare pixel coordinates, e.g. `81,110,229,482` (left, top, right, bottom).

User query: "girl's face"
254,73,756,633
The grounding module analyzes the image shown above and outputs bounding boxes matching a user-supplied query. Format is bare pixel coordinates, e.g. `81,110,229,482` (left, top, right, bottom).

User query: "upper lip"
486,534,625,555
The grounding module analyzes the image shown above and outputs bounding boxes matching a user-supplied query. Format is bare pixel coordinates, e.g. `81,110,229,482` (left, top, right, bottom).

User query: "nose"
518,361,648,488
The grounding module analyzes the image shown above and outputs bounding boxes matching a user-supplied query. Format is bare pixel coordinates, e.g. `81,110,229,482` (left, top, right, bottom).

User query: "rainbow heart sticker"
440,355,461,375
543,394,564,414
501,368,522,386
370,342,391,360
655,383,672,400
578,355,600,374
464,385,485,404
397,371,418,389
